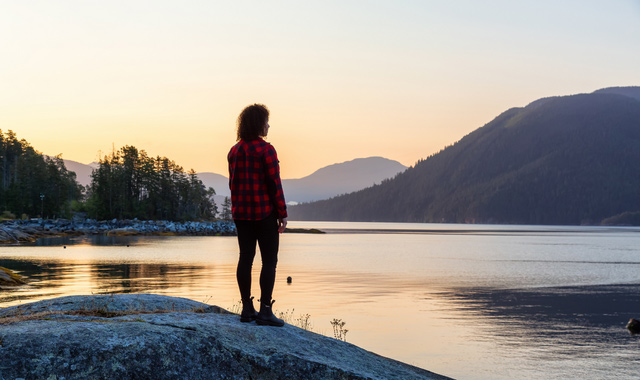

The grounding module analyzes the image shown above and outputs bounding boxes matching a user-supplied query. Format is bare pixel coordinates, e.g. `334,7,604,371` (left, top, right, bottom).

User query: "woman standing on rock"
228,103,287,327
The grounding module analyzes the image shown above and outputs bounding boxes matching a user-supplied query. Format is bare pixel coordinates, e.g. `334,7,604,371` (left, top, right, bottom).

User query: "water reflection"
24,235,145,246
438,285,640,379
0,258,217,306
93,263,211,293
3,228,640,380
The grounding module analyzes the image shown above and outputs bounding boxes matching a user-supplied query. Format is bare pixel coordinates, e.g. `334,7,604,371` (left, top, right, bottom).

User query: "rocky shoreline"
0,219,325,244
0,219,237,244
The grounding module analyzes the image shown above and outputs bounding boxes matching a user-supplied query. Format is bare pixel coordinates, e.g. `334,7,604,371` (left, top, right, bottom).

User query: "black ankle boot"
256,300,285,327
240,297,258,323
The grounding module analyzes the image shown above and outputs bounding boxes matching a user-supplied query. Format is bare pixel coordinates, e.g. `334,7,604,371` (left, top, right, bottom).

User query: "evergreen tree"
221,196,232,220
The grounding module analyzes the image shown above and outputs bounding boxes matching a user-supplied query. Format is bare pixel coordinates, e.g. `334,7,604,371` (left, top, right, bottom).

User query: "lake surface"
2,222,640,379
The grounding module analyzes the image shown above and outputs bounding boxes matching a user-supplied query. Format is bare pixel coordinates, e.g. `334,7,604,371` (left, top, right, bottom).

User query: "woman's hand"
278,217,287,233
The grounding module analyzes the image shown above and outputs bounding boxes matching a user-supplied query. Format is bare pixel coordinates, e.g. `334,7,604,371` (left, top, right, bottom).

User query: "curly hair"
237,104,269,141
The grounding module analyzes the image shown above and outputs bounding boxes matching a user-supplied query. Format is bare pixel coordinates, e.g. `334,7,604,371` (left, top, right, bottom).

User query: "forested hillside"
288,88,640,225
0,130,81,219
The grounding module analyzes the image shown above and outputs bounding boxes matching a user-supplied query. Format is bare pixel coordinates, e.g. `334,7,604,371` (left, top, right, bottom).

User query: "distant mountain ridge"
282,157,406,203
288,87,640,225
593,86,640,101
64,157,407,204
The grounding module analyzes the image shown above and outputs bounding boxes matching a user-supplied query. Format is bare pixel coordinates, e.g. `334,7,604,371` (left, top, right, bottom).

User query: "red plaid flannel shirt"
227,138,288,220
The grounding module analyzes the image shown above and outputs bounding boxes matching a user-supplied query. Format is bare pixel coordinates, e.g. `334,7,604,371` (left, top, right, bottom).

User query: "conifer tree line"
0,130,222,221
0,130,82,219
86,145,218,221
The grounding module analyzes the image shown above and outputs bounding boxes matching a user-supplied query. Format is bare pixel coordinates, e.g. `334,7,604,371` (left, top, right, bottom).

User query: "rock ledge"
0,294,450,380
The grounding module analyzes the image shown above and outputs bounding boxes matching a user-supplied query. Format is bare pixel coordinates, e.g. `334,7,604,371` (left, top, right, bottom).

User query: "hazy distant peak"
61,159,98,187
304,156,405,179
282,157,407,203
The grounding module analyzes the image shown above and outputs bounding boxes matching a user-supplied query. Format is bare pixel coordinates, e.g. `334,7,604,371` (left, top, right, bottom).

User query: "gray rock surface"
0,294,451,380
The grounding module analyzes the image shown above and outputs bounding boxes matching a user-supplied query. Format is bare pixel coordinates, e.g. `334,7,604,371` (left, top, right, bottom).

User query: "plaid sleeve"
263,144,288,219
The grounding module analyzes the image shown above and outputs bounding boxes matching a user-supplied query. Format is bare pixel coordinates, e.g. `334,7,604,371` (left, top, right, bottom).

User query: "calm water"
2,222,640,380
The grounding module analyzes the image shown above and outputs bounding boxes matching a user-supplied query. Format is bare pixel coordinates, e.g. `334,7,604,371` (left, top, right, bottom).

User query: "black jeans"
234,213,279,304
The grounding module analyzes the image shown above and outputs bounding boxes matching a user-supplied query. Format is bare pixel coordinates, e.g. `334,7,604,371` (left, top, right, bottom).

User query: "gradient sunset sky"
2,1,639,178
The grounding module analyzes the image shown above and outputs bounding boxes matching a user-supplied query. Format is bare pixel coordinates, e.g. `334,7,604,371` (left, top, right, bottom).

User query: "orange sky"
2,1,639,178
